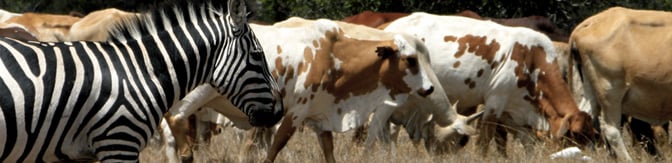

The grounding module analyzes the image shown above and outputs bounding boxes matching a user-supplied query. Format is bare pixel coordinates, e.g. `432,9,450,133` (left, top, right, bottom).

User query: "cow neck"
537,58,580,120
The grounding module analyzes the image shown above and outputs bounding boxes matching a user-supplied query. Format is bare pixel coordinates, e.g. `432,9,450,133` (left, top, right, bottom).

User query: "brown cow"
456,10,569,42
344,10,568,42
342,10,409,28
0,27,37,41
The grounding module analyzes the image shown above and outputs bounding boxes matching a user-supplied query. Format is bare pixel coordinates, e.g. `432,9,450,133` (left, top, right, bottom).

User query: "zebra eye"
250,51,263,60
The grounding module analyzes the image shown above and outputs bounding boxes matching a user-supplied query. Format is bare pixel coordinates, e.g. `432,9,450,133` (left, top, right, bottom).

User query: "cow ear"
375,46,397,59
554,115,571,139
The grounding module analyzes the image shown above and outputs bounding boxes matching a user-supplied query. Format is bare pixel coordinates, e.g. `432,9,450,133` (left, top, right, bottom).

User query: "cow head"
317,32,435,103
554,111,598,147
270,20,434,104
381,34,435,98
512,42,597,147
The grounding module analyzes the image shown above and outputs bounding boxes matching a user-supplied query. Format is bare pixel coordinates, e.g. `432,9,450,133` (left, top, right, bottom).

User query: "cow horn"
466,111,484,124
554,114,572,139
434,114,478,141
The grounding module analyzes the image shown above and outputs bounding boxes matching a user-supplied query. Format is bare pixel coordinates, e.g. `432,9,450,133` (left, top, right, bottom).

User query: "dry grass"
140,125,671,163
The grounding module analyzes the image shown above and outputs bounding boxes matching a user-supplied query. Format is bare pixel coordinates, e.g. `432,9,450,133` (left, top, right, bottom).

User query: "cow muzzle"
417,85,434,97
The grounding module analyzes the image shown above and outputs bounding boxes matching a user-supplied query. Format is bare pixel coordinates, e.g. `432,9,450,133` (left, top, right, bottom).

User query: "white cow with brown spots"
570,7,672,161
383,12,597,156
249,17,482,163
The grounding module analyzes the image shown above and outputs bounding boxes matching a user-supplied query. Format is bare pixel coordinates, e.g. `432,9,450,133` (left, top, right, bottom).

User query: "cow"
68,8,140,41
248,17,483,163
341,10,409,29
456,10,569,42
0,11,80,42
559,37,666,159
0,26,37,41
343,10,568,43
383,12,596,156
490,16,569,42
570,7,672,161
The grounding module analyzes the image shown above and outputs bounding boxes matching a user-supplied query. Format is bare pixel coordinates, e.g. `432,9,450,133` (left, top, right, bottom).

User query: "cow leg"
365,105,396,148
513,126,537,155
241,127,274,162
352,125,367,145
629,118,660,158
316,130,336,163
166,85,219,161
494,125,508,158
265,116,296,163
476,115,498,156
390,123,402,143
666,122,672,145
598,91,632,161
159,118,181,163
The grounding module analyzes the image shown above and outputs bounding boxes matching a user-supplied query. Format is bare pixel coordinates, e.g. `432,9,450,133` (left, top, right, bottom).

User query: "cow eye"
407,57,418,67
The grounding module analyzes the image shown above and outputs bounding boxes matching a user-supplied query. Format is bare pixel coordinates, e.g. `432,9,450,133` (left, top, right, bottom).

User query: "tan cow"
68,8,140,41
570,7,672,161
0,11,80,42
384,12,596,156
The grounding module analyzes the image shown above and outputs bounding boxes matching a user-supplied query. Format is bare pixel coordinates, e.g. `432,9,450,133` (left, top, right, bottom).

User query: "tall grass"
140,125,669,162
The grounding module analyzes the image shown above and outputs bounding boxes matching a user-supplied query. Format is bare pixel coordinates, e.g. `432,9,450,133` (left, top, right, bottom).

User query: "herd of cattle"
1,4,671,162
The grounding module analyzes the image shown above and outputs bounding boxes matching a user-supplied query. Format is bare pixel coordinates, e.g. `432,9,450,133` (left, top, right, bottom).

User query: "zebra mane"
107,1,227,43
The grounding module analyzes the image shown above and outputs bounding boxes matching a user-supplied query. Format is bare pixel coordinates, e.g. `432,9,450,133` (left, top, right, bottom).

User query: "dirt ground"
140,124,671,163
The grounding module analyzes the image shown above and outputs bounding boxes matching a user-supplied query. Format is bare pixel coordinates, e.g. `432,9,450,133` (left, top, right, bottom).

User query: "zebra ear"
227,0,249,26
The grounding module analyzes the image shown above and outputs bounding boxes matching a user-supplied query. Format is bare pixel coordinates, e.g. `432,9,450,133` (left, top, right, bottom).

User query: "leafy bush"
2,0,672,31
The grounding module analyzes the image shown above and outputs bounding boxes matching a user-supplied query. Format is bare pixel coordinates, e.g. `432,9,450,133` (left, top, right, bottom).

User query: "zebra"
0,0,284,162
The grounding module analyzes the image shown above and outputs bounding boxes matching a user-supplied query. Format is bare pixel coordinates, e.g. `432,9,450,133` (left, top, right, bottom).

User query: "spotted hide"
250,17,443,163
384,12,596,156
570,7,672,161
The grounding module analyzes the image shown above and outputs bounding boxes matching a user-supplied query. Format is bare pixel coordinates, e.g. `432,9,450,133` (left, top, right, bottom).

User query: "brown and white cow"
384,12,596,156
570,7,672,161
250,17,478,163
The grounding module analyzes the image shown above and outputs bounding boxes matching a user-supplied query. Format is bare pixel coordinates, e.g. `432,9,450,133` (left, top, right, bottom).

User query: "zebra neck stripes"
0,0,283,162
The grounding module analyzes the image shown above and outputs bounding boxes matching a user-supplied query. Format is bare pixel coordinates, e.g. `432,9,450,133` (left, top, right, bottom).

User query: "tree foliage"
257,0,672,32
2,0,672,31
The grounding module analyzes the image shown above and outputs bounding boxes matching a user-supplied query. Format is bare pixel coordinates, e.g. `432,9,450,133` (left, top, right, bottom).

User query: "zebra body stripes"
0,0,283,162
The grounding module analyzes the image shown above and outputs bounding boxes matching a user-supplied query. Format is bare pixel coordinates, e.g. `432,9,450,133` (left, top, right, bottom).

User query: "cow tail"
570,42,584,83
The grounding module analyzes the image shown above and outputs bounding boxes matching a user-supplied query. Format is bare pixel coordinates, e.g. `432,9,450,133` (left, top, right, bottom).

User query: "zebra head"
211,0,283,128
